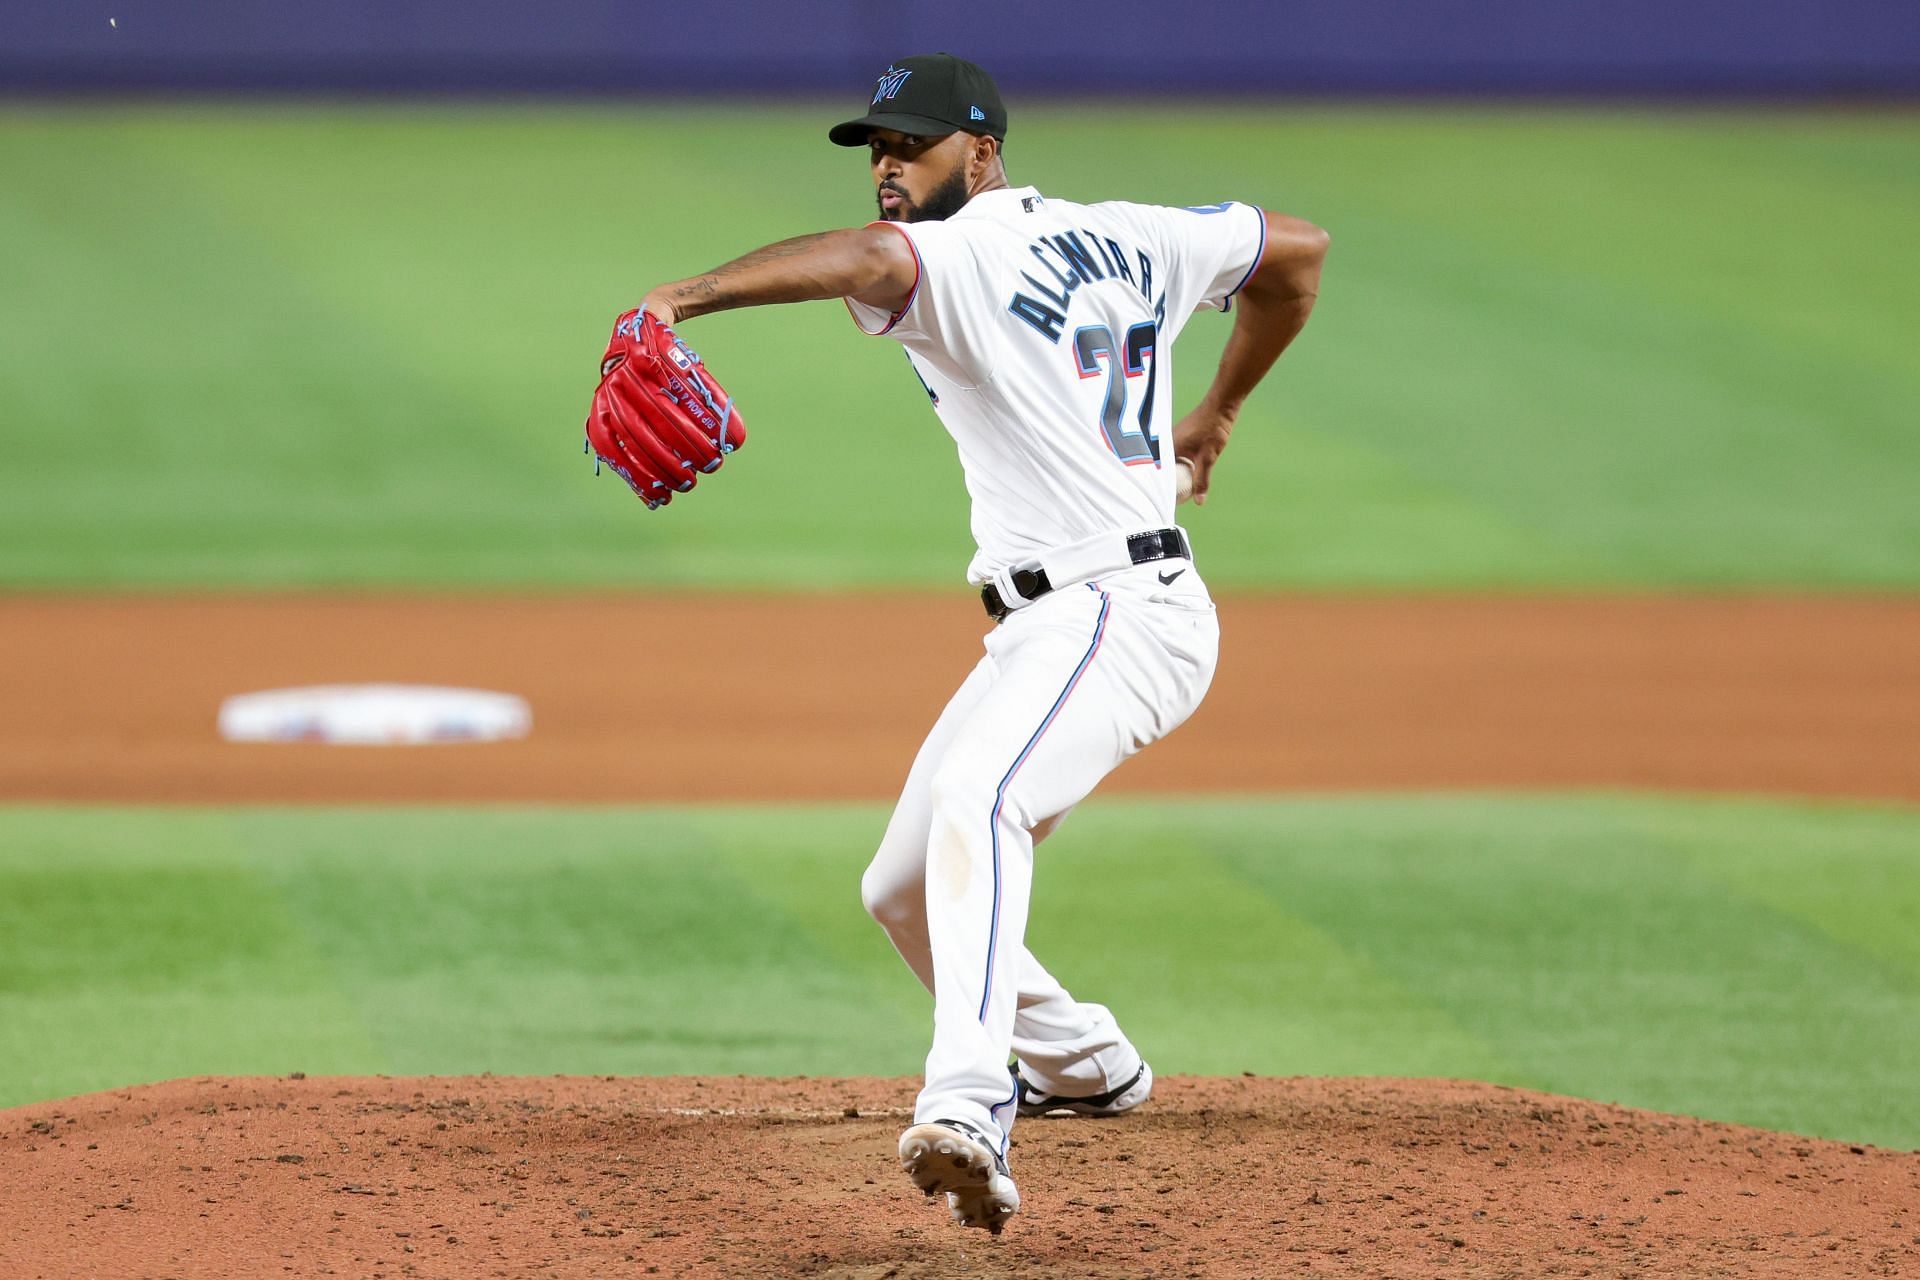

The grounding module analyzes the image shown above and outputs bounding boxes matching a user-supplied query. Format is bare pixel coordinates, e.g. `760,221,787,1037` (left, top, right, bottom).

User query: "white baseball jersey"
848,186,1266,1167
845,186,1266,584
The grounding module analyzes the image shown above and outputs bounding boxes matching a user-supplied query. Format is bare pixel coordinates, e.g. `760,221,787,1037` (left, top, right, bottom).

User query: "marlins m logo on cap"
872,66,913,104
829,54,1009,147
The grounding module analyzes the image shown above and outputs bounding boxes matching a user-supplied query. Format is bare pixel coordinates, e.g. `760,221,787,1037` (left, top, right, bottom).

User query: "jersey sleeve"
843,220,999,387
1140,200,1267,320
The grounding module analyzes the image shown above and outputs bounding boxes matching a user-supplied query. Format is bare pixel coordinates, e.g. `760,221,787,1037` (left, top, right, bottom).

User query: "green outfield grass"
2,794,1915,1148
2,105,1915,590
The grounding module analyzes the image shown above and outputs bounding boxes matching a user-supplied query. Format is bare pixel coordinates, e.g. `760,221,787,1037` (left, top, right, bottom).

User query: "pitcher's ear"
972,133,1002,177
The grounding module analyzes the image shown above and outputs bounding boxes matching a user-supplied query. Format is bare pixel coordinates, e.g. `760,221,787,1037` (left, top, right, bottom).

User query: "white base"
217,684,531,746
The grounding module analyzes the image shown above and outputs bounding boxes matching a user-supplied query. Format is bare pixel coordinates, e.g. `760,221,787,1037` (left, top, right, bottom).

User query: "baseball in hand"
1174,458,1196,505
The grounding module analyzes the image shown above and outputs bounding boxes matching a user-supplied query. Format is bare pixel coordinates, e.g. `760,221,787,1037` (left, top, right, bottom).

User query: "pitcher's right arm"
1173,212,1329,504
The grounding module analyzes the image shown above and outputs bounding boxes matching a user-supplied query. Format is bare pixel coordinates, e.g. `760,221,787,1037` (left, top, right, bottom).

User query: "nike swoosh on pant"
1157,569,1186,585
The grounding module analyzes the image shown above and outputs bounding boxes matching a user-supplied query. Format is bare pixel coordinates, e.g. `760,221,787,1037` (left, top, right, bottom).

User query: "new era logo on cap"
970,105,985,120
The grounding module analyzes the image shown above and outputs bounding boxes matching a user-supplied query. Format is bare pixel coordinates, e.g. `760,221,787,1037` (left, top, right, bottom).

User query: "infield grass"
2,105,1916,590
2,793,1916,1148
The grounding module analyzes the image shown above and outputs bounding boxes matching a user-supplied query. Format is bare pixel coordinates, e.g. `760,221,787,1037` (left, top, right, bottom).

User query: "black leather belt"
980,528,1191,622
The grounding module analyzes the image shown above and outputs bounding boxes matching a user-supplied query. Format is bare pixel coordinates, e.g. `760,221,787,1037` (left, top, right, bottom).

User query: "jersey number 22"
1073,321,1161,466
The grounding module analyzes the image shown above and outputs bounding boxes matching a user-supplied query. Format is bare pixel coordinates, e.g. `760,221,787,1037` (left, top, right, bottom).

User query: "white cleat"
897,1119,1020,1234
1013,1060,1153,1118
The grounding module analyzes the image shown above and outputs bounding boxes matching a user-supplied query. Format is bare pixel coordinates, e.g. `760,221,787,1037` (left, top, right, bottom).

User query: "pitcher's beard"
881,167,971,224
910,168,971,222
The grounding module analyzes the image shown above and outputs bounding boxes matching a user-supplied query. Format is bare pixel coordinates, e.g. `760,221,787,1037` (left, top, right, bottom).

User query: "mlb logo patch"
667,345,695,371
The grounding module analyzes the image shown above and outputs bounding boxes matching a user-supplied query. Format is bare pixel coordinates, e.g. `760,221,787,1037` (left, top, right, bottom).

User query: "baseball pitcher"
583,53,1328,1234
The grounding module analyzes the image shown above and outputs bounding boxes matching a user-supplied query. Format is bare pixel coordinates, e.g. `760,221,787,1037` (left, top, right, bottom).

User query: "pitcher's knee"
860,858,919,929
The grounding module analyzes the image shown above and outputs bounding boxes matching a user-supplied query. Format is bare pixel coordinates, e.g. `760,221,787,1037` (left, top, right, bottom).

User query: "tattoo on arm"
709,234,835,274
674,235,836,303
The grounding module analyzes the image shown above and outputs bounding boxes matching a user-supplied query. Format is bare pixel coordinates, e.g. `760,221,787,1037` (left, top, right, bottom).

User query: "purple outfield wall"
3,0,1917,96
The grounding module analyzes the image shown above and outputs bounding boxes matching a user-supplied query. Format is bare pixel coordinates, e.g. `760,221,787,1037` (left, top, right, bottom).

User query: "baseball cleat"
897,1119,1020,1234
1014,1060,1153,1118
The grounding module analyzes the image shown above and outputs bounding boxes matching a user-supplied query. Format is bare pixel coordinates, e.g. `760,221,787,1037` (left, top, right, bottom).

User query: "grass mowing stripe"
1202,409,1614,588
1023,823,1513,1082
0,810,382,1104
1640,799,1920,988
700,806,930,1021
1,796,1915,1150
3,107,1916,589
1201,794,1920,1147
709,804,1514,1081
228,808,927,1078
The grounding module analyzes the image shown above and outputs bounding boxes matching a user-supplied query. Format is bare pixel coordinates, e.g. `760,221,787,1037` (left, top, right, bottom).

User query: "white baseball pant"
860,560,1220,1148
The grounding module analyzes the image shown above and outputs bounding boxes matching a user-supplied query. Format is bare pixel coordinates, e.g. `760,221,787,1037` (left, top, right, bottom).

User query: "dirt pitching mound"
2,1076,1915,1279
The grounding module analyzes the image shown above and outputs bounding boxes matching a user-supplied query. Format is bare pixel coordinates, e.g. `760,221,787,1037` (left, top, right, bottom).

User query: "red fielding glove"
584,309,746,509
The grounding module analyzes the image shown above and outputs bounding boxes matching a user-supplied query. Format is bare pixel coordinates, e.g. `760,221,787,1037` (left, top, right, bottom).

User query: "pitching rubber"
897,1122,1020,1234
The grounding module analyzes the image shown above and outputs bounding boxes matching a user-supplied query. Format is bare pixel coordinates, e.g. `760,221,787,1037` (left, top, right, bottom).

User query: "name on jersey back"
1007,230,1160,344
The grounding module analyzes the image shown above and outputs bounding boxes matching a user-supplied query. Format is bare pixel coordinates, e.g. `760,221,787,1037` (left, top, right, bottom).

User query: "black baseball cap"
828,54,1008,147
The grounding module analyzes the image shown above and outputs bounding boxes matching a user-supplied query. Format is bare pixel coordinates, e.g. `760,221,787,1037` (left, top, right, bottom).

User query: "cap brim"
827,111,961,147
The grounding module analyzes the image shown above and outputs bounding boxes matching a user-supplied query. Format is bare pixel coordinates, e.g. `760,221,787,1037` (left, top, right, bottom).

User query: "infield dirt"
4,593,1918,803
2,1074,1915,1279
